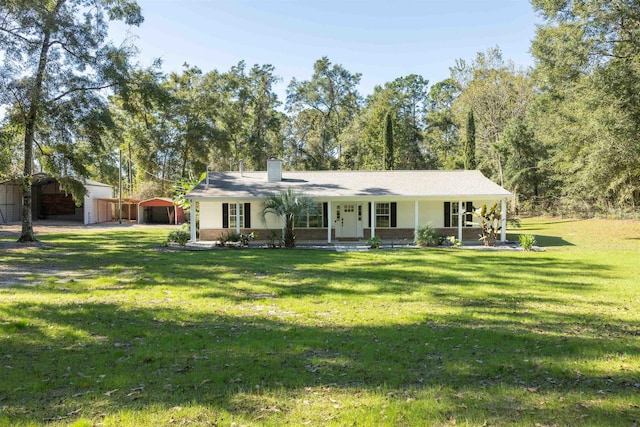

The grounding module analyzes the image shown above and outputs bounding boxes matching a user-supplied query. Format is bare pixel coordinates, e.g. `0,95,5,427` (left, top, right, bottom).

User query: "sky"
109,0,540,101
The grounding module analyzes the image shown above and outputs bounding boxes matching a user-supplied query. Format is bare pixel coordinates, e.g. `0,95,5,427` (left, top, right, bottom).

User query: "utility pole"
118,147,122,224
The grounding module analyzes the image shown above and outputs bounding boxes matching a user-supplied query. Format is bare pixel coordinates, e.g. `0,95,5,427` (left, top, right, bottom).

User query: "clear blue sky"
109,0,539,100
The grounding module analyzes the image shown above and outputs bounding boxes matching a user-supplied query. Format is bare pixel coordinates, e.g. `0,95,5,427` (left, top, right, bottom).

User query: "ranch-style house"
186,159,512,244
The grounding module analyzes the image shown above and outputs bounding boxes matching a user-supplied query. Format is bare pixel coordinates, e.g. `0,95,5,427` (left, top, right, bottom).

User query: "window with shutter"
222,203,229,228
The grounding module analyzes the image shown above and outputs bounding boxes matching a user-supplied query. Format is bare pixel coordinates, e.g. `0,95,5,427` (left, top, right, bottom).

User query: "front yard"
0,218,638,426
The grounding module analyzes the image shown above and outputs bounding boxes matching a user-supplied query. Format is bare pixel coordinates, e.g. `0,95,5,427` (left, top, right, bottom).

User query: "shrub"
218,231,256,247
415,225,440,247
473,203,502,247
267,230,282,248
519,234,536,251
440,235,462,247
167,229,190,246
366,235,381,249
239,232,257,246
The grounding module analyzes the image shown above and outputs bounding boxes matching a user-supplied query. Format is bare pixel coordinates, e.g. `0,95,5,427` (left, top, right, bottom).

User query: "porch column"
458,200,463,243
370,201,376,239
414,200,419,239
501,199,507,242
235,202,241,234
327,201,332,243
190,202,196,242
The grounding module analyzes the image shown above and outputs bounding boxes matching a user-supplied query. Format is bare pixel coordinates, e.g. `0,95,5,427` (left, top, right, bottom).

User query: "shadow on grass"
1,229,636,424
507,232,575,247
0,301,637,425
2,230,609,302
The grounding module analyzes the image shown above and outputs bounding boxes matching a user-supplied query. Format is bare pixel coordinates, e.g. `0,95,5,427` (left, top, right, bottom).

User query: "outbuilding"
0,173,113,225
138,198,185,225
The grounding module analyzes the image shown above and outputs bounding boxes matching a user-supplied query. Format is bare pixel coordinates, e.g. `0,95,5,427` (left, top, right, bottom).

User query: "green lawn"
0,218,638,426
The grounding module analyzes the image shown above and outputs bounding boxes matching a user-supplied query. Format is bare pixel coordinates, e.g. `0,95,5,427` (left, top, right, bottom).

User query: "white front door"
335,203,358,238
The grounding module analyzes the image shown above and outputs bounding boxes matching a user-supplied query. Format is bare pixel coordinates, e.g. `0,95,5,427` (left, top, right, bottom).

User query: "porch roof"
187,170,512,200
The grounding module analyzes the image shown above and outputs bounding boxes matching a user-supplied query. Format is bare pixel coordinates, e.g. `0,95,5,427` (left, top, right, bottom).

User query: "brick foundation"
199,227,482,242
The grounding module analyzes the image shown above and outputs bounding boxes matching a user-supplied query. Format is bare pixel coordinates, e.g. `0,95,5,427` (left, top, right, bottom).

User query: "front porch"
191,199,509,244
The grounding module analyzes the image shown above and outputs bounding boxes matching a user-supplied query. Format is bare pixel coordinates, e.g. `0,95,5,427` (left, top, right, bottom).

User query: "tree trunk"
284,215,296,248
18,4,61,242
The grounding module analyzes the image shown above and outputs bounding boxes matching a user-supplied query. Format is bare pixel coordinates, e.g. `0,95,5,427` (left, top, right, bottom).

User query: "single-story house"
186,159,512,244
0,173,114,225
138,198,185,225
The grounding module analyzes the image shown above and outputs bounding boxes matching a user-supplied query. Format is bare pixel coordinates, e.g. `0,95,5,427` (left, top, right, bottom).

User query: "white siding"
197,198,506,232
419,201,445,227
396,201,414,228
84,183,113,224
200,199,281,229
199,200,220,229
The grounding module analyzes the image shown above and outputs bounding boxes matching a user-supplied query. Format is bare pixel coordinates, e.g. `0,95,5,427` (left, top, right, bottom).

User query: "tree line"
1,1,639,240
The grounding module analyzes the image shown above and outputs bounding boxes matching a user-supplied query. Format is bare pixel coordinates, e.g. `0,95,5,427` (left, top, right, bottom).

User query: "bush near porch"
0,218,638,426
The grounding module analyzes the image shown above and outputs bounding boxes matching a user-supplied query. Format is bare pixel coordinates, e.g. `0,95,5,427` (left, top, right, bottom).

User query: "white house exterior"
186,160,513,244
83,180,114,224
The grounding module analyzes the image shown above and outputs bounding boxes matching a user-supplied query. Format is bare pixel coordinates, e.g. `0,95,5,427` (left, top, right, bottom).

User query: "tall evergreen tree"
463,110,477,169
286,57,362,169
384,111,394,170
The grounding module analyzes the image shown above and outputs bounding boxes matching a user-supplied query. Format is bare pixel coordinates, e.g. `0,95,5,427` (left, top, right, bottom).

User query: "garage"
0,173,114,225
138,198,185,225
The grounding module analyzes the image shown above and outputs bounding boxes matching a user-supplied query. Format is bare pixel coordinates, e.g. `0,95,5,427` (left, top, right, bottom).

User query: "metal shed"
138,198,185,225
0,174,114,225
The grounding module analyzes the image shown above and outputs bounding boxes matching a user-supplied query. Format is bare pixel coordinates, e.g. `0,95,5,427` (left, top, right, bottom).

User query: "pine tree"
384,112,394,170
463,110,477,169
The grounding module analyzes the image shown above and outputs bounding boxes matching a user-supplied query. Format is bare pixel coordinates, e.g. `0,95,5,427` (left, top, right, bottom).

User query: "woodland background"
1,0,639,217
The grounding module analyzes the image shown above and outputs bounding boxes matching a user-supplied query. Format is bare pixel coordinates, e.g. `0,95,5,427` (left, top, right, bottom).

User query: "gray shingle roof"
187,170,511,200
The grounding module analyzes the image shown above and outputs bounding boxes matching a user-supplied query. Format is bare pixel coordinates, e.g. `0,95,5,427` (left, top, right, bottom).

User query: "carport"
0,173,114,225
138,198,185,225
94,197,140,223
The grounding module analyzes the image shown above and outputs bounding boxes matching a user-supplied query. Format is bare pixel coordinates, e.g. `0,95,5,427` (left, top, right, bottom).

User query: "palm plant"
260,188,316,248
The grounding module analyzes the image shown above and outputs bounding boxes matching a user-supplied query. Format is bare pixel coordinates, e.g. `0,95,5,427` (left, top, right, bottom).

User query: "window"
229,203,244,229
368,202,397,228
376,203,390,227
222,203,251,228
444,202,473,227
294,203,325,228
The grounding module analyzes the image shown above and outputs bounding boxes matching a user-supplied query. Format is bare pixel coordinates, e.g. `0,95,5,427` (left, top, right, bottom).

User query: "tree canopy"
2,1,639,225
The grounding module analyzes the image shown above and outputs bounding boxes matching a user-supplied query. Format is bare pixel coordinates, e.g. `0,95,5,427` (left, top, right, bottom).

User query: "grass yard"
0,218,638,426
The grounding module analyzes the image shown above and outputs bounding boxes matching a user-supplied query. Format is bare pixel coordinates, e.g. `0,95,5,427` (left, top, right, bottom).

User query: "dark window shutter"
390,202,397,227
244,203,251,228
368,202,372,227
466,201,473,225
323,202,328,227
444,202,451,227
222,203,229,228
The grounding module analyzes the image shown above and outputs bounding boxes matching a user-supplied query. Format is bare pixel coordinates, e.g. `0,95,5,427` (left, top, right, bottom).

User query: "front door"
336,203,358,239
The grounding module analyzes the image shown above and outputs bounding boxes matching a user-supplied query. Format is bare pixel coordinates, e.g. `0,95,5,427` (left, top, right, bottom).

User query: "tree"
260,188,315,248
286,57,361,169
463,109,476,169
172,172,205,211
424,78,460,169
384,111,394,170
499,117,546,200
341,74,429,170
531,0,640,210
452,47,533,185
0,0,143,242
472,203,502,247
